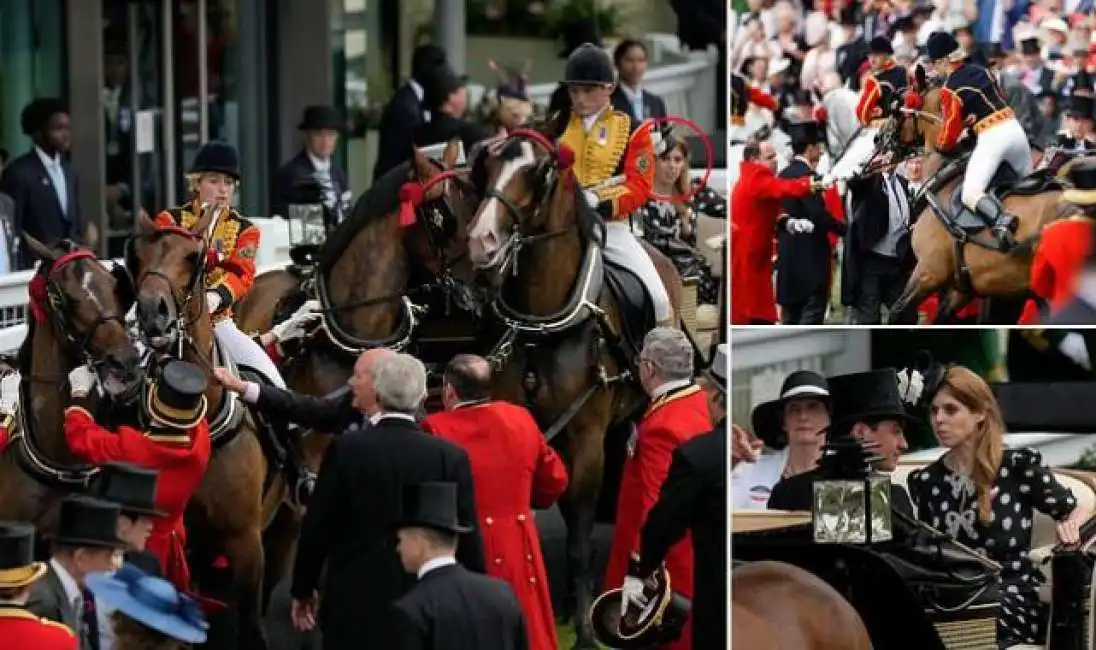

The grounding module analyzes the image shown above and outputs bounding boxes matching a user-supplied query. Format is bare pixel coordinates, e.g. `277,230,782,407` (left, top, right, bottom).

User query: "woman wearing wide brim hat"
731,370,831,510
86,563,208,648
0,521,77,649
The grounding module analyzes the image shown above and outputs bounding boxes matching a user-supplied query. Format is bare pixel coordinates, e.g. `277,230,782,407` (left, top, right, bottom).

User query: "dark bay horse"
128,210,282,650
0,237,142,533
466,126,683,648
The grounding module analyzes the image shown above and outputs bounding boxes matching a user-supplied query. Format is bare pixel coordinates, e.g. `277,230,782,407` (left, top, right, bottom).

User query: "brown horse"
129,210,282,650
0,237,142,533
889,86,1065,322
465,126,683,648
733,561,874,650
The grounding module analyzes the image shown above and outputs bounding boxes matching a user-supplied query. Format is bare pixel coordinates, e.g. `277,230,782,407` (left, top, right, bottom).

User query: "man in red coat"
604,328,710,650
421,354,569,650
63,360,212,592
731,136,830,324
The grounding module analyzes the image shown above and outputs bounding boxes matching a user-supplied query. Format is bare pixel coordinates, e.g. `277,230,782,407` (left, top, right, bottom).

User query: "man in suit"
390,482,527,650
624,344,728,650
611,40,667,130
28,496,127,650
271,105,350,230
834,6,868,89
413,65,492,154
0,98,82,269
289,352,484,648
0,521,78,650
375,45,450,180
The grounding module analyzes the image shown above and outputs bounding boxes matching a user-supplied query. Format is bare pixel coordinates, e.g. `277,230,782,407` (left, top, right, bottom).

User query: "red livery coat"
731,161,813,323
0,605,77,650
604,385,710,650
422,401,569,650
1020,217,1093,324
64,407,212,591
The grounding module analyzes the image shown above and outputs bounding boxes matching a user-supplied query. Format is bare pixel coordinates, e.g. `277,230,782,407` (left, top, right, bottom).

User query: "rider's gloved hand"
68,365,97,399
206,291,222,314
1059,333,1092,371
272,300,322,343
582,190,600,209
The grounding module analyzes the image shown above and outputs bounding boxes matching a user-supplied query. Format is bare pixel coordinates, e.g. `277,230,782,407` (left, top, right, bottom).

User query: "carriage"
733,381,1096,650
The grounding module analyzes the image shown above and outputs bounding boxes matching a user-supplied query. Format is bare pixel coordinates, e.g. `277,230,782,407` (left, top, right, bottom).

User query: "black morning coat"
0,148,82,269
638,421,727,650
290,414,485,650
270,149,349,223
390,563,528,650
775,158,847,307
376,83,427,181
253,384,359,433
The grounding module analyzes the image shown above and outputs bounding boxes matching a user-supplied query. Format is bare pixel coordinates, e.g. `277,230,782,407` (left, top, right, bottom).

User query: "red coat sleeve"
937,87,965,152
747,86,778,112
754,172,813,200
855,76,882,125
531,438,569,509
63,406,130,464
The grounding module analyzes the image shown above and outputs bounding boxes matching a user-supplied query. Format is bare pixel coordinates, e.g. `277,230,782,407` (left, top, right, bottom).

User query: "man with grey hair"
603,327,712,648
288,350,484,649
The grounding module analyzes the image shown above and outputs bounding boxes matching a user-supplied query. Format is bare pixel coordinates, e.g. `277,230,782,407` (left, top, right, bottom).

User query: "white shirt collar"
417,555,457,579
650,378,693,400
620,83,643,100
409,79,424,101
581,104,611,132
369,411,417,426
306,151,331,172
35,146,60,168
49,557,82,607
454,399,490,410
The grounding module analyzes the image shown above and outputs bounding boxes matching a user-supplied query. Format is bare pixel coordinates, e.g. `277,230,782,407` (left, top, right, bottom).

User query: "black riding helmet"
189,141,240,181
563,43,616,86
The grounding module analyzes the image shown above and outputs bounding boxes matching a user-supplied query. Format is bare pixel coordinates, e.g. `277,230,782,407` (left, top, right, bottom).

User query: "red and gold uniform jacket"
856,60,911,125
155,201,260,321
0,606,76,650
937,62,1014,152
64,407,212,591
1020,216,1094,324
558,107,656,221
731,72,778,126
604,384,710,650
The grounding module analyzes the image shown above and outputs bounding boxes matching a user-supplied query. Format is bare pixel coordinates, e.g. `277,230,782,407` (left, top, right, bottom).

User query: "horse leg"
886,262,937,323
223,526,269,650
934,288,973,324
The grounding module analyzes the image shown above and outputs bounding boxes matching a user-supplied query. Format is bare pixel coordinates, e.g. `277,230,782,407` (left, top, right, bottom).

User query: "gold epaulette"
644,384,702,418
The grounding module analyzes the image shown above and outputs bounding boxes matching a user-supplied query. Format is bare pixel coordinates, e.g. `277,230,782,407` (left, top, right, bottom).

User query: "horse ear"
442,138,461,169
190,205,213,235
24,235,57,264
138,211,158,235
410,145,433,178
914,63,927,92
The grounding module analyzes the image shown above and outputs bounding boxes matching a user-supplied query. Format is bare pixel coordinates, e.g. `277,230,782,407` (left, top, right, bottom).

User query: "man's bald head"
350,347,398,414
443,354,492,403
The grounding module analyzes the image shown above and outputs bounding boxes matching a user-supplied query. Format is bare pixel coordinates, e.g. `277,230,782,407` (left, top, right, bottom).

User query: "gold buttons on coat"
526,554,534,561
485,517,493,525
517,514,527,522
529,577,536,584
495,558,503,565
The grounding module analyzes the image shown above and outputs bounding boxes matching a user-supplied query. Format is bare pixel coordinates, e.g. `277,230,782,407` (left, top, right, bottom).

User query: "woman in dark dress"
908,365,1090,647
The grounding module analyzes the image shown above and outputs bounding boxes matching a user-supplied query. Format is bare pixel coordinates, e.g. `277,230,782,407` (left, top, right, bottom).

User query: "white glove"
206,291,222,314
1059,333,1092,371
620,575,649,615
68,365,97,399
583,190,600,209
271,300,322,343
784,218,815,234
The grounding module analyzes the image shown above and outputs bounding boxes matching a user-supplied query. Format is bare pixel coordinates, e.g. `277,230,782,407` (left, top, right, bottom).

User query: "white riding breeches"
961,118,1033,210
602,221,673,322
213,319,287,389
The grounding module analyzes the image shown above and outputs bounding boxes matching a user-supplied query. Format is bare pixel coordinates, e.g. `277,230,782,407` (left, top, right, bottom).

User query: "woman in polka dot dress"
908,365,1090,648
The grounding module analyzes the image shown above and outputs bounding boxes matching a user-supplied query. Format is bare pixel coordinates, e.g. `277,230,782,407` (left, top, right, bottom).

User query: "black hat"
892,16,916,34
563,43,616,86
147,360,208,431
1067,95,1095,119
298,105,342,132
839,5,859,26
785,120,823,146
869,36,894,55
1064,160,1096,205
411,44,448,82
420,64,469,110
926,31,960,61
703,343,727,393
911,1,935,15
91,462,165,518
188,141,240,181
984,42,1006,61
750,370,831,450
588,565,691,648
1020,38,1041,55
0,521,47,588
827,369,917,431
395,482,472,534
52,496,127,549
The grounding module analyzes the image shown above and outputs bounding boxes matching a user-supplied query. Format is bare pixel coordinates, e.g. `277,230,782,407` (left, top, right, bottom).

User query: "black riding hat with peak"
869,37,894,56
750,370,831,450
564,43,616,86
189,141,240,181
1064,160,1096,206
0,521,47,588
148,360,208,431
927,32,962,62
91,462,165,518
395,482,472,534
827,369,918,431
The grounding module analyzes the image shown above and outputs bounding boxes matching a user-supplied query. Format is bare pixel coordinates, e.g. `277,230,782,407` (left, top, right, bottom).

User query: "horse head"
129,209,214,349
25,235,142,397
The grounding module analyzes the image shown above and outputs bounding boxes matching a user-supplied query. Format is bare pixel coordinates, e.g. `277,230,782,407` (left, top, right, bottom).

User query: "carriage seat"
948,165,1062,234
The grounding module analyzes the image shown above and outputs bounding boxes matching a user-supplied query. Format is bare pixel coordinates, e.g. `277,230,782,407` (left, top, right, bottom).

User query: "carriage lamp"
811,433,893,545
287,203,326,246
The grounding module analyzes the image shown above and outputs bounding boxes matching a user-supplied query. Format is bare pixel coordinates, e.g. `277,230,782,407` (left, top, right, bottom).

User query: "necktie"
82,588,100,650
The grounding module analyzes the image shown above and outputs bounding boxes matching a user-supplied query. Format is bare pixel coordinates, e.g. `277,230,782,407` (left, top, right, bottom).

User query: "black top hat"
703,343,727,393
750,370,831,450
1020,38,1041,55
869,36,894,55
588,565,691,648
188,141,240,181
892,16,916,34
1064,160,1096,205
983,42,1006,60
52,496,127,549
786,120,823,146
564,43,616,86
927,31,960,61
411,45,448,82
147,360,208,431
827,369,917,432
298,105,342,132
0,521,47,588
839,5,859,25
395,482,472,534
1067,94,1095,119
91,462,165,518
420,64,469,110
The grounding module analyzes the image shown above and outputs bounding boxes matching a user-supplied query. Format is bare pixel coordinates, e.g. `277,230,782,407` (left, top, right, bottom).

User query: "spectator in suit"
390,482,527,650
375,45,450,180
414,65,492,154
271,105,350,229
611,40,667,129
0,98,82,269
289,352,484,649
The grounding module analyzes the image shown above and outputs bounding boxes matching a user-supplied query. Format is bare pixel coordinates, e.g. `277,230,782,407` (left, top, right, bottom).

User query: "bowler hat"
298,105,342,132
0,521,47,588
1064,160,1096,206
189,141,240,181
926,31,961,61
147,360,208,431
703,344,727,393
395,482,472,534
86,564,208,644
91,462,165,518
827,369,918,431
870,37,894,55
750,370,831,450
563,43,616,86
52,496,127,549
588,565,691,648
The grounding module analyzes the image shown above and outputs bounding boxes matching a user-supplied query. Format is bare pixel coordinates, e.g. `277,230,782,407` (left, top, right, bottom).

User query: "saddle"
601,257,656,361
947,164,1061,234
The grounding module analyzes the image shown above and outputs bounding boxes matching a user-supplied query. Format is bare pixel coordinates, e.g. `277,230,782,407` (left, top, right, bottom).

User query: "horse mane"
318,161,410,274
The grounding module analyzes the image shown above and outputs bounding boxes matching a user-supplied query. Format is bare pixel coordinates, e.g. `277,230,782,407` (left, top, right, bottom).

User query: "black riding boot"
975,194,1020,251
282,424,316,507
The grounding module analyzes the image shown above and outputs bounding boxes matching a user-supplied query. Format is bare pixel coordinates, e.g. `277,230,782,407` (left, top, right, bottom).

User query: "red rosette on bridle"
397,170,462,228
28,273,48,325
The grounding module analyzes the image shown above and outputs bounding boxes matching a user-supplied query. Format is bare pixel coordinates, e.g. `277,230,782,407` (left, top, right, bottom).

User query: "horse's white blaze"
469,141,537,247
81,270,104,313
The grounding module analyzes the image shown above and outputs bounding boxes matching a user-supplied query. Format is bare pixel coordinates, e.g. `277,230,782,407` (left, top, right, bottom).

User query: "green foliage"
1070,443,1096,471
543,0,624,37
464,0,624,38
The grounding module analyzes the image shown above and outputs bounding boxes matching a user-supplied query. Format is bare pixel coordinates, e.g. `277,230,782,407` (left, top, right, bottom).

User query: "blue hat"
86,564,208,644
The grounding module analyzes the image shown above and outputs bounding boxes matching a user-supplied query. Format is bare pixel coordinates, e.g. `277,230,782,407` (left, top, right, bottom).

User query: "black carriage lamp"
811,430,894,545
286,177,331,245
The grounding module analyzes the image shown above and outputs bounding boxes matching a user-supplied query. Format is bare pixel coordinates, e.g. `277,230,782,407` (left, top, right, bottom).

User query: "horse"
0,237,143,535
732,561,874,650
465,125,684,648
128,209,284,650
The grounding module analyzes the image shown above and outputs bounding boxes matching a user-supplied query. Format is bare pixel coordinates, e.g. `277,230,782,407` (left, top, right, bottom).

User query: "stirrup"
291,471,316,507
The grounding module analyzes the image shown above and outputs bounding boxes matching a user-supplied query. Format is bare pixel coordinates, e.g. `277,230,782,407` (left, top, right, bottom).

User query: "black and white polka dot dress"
909,449,1078,646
